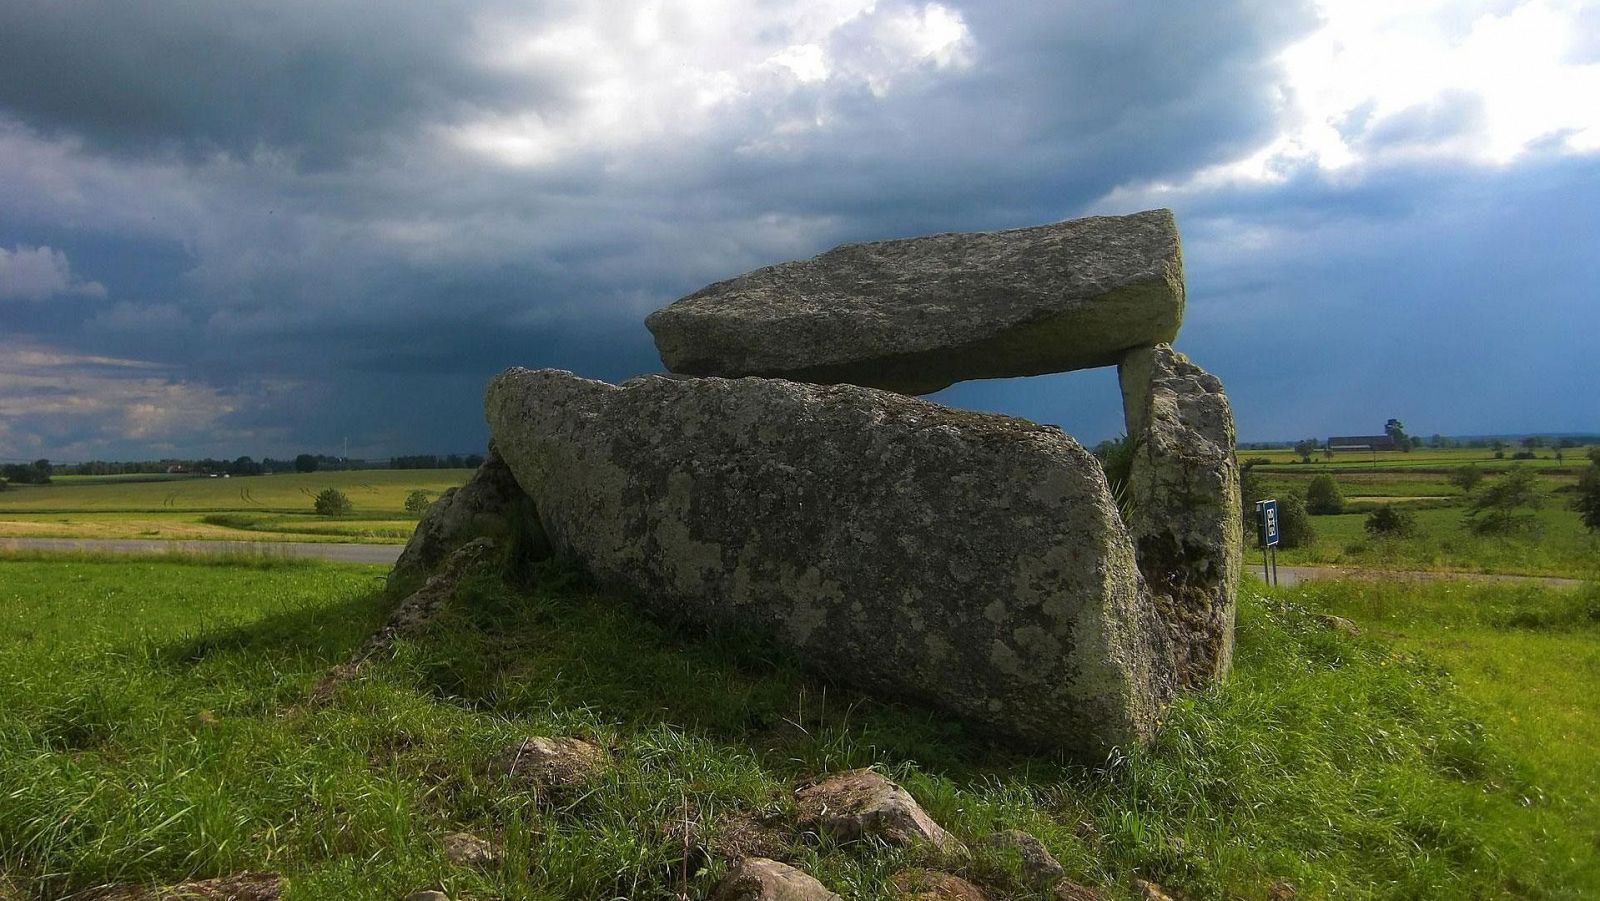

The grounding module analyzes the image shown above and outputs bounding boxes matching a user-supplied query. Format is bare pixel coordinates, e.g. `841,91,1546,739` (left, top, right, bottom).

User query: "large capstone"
485,368,1175,755
1118,344,1241,687
645,209,1183,395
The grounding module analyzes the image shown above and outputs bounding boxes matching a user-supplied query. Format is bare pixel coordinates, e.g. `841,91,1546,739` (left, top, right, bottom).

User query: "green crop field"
0,469,473,544
0,554,1595,899
1247,446,1599,579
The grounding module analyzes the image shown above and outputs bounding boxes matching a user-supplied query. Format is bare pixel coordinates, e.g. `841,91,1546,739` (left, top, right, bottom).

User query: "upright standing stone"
486,368,1175,755
1118,344,1241,687
646,210,1184,394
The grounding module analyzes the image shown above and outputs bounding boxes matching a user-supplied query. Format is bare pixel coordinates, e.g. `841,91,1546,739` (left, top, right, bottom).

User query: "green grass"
1,556,1596,899
0,469,469,544
1270,506,1600,579
1292,579,1600,894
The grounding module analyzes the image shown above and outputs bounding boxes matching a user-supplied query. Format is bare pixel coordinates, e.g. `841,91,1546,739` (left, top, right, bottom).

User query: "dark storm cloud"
1,0,1593,460
0,0,557,166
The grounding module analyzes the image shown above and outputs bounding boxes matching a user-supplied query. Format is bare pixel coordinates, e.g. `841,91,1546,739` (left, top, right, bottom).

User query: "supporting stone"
389,446,546,587
486,368,1175,755
1118,344,1241,687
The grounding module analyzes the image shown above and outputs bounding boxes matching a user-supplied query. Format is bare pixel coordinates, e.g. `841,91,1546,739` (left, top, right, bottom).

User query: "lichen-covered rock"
984,829,1063,886
796,770,956,851
890,870,990,900
1119,344,1241,688
708,858,843,901
491,735,607,792
389,447,545,587
646,210,1184,395
1053,881,1107,901
441,831,498,868
486,368,1174,754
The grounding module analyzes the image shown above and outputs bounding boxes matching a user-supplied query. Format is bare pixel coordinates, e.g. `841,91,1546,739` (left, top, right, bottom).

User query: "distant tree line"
389,454,485,470
0,459,53,485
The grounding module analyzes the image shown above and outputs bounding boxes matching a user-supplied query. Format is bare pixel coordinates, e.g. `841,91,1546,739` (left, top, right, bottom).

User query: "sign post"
1256,498,1280,587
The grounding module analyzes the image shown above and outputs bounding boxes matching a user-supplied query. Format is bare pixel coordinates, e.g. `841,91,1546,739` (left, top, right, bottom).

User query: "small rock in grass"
796,769,957,851
984,829,1063,886
492,735,606,791
1316,614,1362,637
708,857,842,901
1053,880,1106,901
441,831,498,867
87,872,285,900
1133,878,1177,901
1267,880,1297,899
406,892,450,901
890,870,989,900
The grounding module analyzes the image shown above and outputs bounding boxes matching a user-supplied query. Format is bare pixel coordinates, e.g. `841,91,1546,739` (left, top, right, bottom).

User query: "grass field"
1,554,1596,899
0,469,473,544
1250,447,1599,579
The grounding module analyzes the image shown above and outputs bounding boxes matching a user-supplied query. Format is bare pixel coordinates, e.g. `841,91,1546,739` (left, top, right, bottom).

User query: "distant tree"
1365,504,1416,538
1447,465,1484,493
1465,468,1542,535
1243,455,1272,469
1522,436,1544,448
294,454,319,473
1305,474,1345,515
313,488,352,517
1385,419,1410,452
404,489,433,516
1575,465,1600,533
1293,439,1319,464
1276,492,1316,549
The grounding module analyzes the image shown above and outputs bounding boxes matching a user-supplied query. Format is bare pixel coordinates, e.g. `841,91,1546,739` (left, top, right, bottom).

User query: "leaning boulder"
646,210,1184,395
1118,344,1241,687
389,447,545,587
486,368,1173,755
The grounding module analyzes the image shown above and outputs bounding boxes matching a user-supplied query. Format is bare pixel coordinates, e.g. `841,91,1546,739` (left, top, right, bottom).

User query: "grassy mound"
0,556,1592,899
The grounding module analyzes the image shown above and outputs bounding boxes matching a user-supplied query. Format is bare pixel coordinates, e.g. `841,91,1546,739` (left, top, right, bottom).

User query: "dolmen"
395,208,1240,758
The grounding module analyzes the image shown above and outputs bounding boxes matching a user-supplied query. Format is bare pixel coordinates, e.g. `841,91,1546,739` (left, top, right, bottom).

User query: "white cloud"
1244,0,1600,177
451,0,974,167
0,245,106,301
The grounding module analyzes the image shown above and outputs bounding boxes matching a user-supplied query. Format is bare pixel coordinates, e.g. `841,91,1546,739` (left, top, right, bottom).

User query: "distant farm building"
1327,435,1397,452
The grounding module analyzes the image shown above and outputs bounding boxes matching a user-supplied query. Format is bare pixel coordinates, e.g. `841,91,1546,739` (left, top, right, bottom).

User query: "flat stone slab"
646,209,1183,394
486,368,1173,755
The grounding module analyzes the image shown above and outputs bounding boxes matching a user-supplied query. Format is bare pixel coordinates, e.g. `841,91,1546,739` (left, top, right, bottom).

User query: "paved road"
2,538,1587,589
0,537,402,565
1268,564,1585,590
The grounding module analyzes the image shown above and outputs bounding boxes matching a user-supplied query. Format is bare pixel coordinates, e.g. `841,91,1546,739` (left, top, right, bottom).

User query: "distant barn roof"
1328,435,1396,449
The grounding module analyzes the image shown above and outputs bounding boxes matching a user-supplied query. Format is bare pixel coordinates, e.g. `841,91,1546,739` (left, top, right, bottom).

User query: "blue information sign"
1257,499,1281,548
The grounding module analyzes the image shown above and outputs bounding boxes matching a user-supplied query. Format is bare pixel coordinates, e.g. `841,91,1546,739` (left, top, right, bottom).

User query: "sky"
1,0,1597,462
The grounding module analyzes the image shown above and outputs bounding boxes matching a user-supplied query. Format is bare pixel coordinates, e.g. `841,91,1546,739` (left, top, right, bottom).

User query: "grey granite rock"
708,858,842,901
486,368,1174,754
389,447,545,587
796,770,956,851
646,210,1184,394
1119,344,1241,688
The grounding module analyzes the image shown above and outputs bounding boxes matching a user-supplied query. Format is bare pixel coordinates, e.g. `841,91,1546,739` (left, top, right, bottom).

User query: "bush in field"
1575,465,1600,533
1448,464,1484,493
1365,504,1416,538
1305,474,1345,515
1276,492,1316,548
404,489,433,516
1465,468,1541,535
313,488,352,517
